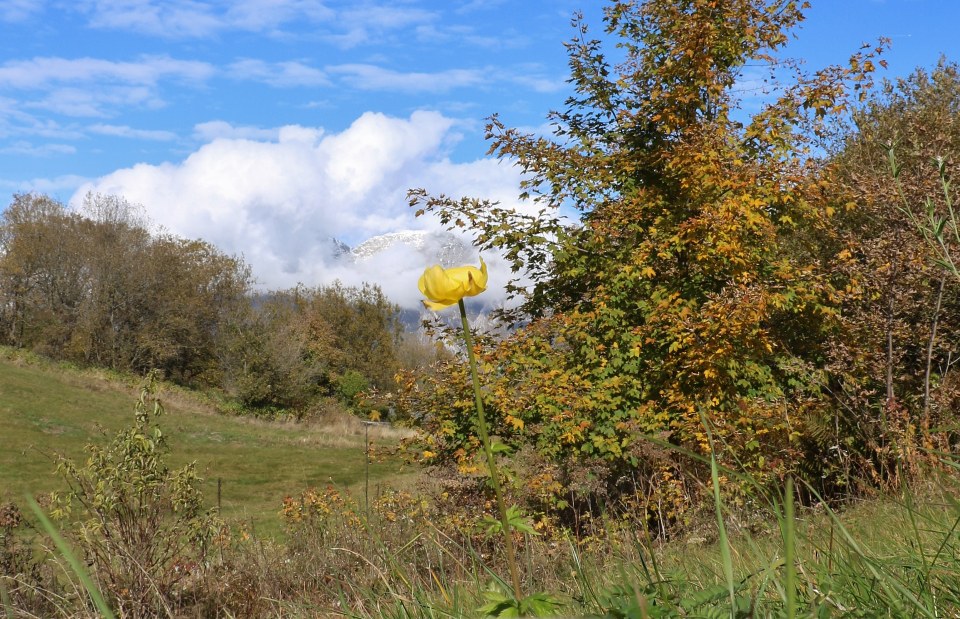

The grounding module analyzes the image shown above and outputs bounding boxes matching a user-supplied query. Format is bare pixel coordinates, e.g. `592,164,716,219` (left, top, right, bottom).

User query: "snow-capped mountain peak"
348,230,471,266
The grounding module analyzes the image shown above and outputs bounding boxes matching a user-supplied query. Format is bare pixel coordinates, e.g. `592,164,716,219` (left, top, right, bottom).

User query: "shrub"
338,369,369,404
50,371,222,617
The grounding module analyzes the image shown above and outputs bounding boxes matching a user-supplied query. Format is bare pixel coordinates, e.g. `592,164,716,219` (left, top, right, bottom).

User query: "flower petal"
417,258,487,310
418,265,454,302
422,298,455,311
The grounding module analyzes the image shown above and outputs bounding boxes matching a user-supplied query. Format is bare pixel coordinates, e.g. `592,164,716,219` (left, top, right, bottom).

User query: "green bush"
50,371,222,617
338,369,369,404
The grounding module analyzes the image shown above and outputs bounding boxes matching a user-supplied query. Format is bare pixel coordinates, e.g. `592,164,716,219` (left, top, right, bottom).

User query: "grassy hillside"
0,347,412,534
6,347,960,617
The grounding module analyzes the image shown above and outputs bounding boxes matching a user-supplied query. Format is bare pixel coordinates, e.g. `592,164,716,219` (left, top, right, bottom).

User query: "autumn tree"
217,290,327,412
408,0,884,524
0,193,252,385
217,282,402,415
0,194,85,350
820,60,960,482
306,282,403,391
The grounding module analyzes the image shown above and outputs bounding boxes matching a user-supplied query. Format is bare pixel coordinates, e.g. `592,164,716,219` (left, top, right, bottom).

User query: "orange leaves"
505,415,525,432
559,420,590,445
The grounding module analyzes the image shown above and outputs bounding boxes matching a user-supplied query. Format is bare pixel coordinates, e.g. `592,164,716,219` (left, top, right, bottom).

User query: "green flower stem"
458,298,523,601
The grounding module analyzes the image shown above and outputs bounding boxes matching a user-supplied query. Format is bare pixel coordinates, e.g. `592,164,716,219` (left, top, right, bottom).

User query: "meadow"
7,0,960,615
0,347,410,535
3,346,960,617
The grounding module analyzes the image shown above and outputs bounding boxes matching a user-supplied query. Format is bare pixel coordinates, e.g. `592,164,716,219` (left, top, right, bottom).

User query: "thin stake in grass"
0,578,13,619
710,450,737,614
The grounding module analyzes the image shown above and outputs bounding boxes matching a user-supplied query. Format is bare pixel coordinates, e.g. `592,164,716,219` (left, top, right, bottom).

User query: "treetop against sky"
0,0,955,300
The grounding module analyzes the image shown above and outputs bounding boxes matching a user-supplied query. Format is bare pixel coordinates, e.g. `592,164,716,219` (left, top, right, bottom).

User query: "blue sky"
0,0,957,305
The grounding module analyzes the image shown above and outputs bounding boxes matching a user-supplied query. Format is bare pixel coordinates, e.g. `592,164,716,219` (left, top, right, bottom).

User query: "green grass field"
0,348,412,535
6,347,960,617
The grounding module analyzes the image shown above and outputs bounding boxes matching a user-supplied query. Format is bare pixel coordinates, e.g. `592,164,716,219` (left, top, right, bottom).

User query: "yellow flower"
417,257,488,311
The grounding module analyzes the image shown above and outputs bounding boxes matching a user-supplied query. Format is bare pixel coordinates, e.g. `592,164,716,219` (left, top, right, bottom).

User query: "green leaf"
490,441,513,454
519,592,563,617
478,588,562,618
478,588,520,618
679,583,733,610
506,504,538,535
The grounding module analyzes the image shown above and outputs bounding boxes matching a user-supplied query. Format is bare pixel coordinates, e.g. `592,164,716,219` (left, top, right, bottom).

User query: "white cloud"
339,4,435,31
224,0,333,31
78,0,396,39
413,23,512,50
80,0,223,38
0,55,213,118
0,173,90,196
0,0,43,22
510,72,567,94
0,99,87,139
193,120,286,142
28,86,161,117
313,4,438,48
0,55,213,89
349,4,433,28
455,0,509,14
71,110,534,308
0,140,76,156
88,123,177,141
228,59,329,87
328,64,487,93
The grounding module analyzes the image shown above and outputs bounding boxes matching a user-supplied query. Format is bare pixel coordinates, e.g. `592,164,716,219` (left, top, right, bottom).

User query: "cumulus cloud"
193,120,290,142
71,111,536,309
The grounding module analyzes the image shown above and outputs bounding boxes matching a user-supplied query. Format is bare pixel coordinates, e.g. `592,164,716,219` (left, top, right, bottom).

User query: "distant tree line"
0,192,428,416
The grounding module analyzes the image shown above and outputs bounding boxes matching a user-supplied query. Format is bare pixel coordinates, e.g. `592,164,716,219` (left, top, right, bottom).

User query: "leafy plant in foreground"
50,371,222,617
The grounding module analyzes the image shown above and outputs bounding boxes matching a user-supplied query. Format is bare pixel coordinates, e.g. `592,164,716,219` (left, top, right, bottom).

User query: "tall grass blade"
25,495,116,619
799,482,937,618
782,477,796,619
902,485,934,607
710,451,736,614
568,539,602,612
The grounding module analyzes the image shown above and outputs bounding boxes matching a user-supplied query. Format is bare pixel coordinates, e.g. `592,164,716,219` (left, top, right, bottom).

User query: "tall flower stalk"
457,297,523,600
418,258,523,600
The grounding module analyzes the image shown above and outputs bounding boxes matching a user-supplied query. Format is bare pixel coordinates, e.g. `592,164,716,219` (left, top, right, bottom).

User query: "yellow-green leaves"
418,258,488,310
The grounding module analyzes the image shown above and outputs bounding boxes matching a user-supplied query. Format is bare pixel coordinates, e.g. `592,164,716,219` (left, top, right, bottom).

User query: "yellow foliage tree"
406,0,885,526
